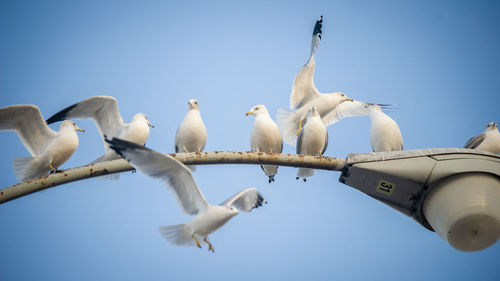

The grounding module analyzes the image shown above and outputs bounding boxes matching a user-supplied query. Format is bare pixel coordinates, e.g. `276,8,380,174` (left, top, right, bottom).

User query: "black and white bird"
46,96,154,165
295,107,328,181
277,16,384,146
175,99,207,171
106,138,266,253
464,122,500,154
368,104,404,152
0,104,84,181
246,104,283,183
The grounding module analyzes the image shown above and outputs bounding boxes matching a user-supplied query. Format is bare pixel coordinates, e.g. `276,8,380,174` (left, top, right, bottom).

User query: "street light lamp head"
423,173,500,252
339,148,500,252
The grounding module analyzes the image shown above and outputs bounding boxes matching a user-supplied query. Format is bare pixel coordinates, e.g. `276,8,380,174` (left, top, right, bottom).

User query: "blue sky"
1,1,499,280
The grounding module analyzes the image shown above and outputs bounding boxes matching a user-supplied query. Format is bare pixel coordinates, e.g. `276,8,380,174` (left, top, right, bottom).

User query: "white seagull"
175,99,207,171
296,107,328,181
464,122,500,154
368,104,404,152
106,137,266,252
246,104,283,183
277,16,382,145
46,96,154,164
0,104,84,181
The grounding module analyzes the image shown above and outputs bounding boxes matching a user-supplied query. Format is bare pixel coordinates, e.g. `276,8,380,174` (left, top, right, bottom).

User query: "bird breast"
45,130,79,167
251,116,282,152
188,206,236,236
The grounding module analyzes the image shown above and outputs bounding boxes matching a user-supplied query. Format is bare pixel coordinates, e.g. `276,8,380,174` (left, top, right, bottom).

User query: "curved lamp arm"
0,151,346,204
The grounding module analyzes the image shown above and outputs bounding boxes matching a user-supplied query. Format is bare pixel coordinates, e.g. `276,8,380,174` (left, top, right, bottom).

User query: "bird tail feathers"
296,168,314,180
13,157,49,182
158,224,195,247
276,109,299,146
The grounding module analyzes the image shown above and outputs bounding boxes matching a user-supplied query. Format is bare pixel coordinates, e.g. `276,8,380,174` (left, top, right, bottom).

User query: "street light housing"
339,148,500,252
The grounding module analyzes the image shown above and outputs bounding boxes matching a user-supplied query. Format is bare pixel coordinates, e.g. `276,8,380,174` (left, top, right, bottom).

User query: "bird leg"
296,120,303,136
48,162,63,173
204,237,214,253
192,234,202,248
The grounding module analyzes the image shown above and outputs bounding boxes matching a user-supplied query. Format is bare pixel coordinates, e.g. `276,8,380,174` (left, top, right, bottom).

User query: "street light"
339,148,500,252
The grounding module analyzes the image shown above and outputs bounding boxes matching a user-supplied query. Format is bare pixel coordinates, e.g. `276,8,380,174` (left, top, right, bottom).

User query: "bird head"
246,104,268,117
133,113,154,128
486,122,498,131
226,205,239,216
60,120,85,132
188,99,199,110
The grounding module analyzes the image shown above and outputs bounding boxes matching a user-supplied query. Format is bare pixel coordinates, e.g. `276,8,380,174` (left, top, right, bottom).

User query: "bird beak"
147,121,154,128
245,111,253,116
346,98,354,102
76,127,85,132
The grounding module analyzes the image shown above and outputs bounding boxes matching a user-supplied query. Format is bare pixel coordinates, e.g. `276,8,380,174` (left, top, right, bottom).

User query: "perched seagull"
277,16,382,145
368,104,404,152
246,104,283,183
46,96,154,164
106,137,266,253
0,104,84,181
175,99,207,171
464,122,500,154
296,107,328,182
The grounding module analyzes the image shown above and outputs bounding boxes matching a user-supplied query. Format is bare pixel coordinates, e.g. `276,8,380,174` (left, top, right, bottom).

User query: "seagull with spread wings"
277,16,384,145
0,104,84,181
46,96,154,164
106,137,266,253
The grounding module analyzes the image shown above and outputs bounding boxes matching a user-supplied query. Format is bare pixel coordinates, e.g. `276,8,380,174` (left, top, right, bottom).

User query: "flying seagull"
106,137,266,252
277,16,384,145
464,122,500,154
246,104,283,183
46,96,154,165
0,104,84,181
296,107,328,181
175,99,207,171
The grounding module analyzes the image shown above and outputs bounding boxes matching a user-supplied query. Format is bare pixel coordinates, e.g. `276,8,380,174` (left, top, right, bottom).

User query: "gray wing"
321,130,328,155
106,138,208,215
464,133,486,149
290,16,323,109
321,100,373,127
220,188,266,212
46,96,126,150
0,105,57,156
290,57,321,109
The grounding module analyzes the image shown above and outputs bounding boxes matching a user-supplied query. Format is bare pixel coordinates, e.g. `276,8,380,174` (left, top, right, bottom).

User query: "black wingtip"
46,103,78,124
313,15,323,39
105,137,145,159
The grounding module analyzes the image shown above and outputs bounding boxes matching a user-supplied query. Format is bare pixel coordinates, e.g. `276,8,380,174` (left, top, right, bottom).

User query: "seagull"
106,137,266,253
368,104,404,152
277,16,382,145
0,104,84,181
45,96,154,165
175,99,207,171
246,104,283,183
464,122,500,154
296,107,328,182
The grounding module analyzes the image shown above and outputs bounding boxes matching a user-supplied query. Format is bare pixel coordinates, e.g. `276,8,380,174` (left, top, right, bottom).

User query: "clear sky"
1,1,499,280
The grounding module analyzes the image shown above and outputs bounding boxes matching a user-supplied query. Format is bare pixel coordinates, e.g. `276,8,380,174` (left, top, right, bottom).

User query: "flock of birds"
1,16,499,252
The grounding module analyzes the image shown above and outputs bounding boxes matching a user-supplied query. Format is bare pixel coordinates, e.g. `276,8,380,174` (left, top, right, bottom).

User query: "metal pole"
0,151,346,204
